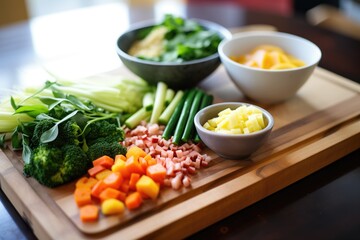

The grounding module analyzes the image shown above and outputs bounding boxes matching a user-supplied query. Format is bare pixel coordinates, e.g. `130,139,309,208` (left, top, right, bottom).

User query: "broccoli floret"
49,144,90,185
30,119,55,148
86,139,126,161
24,144,90,188
85,120,124,146
53,120,82,146
31,119,82,148
24,144,63,186
25,118,127,187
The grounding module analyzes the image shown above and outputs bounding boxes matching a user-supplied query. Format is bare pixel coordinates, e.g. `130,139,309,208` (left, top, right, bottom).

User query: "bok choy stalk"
24,73,153,114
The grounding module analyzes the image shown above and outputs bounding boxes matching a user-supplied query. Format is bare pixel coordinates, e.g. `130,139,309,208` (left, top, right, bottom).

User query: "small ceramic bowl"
116,19,232,89
194,102,274,159
218,31,322,104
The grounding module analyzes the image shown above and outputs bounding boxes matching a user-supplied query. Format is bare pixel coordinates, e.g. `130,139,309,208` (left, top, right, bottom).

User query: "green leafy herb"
135,14,223,63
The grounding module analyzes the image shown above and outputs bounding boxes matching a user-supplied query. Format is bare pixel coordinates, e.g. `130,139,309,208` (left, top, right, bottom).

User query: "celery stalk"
150,82,168,124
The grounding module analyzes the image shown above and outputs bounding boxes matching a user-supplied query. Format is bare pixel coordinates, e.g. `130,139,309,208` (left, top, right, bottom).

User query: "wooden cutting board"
1,66,359,239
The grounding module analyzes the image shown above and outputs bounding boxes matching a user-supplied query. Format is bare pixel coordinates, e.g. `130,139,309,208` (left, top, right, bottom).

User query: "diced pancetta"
122,122,212,190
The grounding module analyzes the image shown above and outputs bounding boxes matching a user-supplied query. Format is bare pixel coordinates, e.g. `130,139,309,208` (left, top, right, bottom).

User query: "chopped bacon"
122,122,211,190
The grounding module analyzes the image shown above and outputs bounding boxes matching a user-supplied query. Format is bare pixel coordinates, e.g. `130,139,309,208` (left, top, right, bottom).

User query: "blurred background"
1,0,360,42
0,0,359,89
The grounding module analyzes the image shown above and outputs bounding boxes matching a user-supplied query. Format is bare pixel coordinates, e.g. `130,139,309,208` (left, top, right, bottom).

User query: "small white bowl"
218,31,322,104
194,102,274,159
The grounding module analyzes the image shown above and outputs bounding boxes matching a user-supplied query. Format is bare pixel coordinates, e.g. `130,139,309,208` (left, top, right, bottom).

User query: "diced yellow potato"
217,118,230,130
218,108,232,116
136,175,160,200
246,118,261,132
203,105,266,135
255,113,265,128
230,128,242,134
243,127,250,134
95,169,112,181
101,199,125,215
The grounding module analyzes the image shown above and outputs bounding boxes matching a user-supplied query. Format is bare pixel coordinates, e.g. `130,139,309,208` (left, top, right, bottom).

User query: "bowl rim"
218,31,322,73
194,102,274,138
116,18,232,67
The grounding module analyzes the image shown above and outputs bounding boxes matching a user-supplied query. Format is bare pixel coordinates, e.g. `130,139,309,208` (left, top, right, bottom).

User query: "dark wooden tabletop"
0,2,359,239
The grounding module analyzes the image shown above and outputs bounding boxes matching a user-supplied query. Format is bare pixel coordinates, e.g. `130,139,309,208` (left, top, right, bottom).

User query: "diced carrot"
136,175,160,200
88,165,106,178
120,179,130,194
146,163,166,183
126,146,147,160
74,188,92,207
125,191,143,210
95,169,112,181
125,156,144,175
99,188,122,202
139,157,148,173
103,172,123,189
101,199,125,215
92,155,114,169
75,177,98,189
117,191,127,202
80,204,99,222
129,173,140,191
91,180,107,198
112,158,130,179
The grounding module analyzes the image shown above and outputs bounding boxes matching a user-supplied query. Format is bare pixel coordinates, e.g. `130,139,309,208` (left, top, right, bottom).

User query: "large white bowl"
218,31,322,104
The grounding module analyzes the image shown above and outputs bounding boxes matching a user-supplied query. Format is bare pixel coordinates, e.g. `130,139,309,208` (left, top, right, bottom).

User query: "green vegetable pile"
0,72,213,187
0,77,151,187
135,14,223,63
124,81,213,145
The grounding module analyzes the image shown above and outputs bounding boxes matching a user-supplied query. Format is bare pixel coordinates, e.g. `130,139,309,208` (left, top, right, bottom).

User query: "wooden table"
1,2,359,239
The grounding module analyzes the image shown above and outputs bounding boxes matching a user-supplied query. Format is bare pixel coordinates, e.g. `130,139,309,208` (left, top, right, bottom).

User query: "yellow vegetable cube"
203,122,214,130
218,108,232,116
95,169,112,181
230,128,242,134
101,198,125,215
203,105,266,135
255,113,265,128
217,118,230,130
207,118,218,128
136,175,160,200
246,118,261,132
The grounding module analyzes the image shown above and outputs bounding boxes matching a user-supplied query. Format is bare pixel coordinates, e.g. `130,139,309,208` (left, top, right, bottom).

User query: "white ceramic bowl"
218,31,322,104
194,102,274,159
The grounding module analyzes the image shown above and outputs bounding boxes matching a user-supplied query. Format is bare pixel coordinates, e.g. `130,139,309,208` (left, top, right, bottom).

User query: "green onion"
162,91,188,140
181,90,204,142
172,89,197,145
158,90,184,125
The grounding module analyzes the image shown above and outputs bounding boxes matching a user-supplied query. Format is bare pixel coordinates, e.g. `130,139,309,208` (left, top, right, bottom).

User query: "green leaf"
10,96,18,110
39,96,67,110
40,124,59,143
14,104,49,118
11,127,22,150
0,134,5,148
66,95,91,111
22,143,32,165
40,110,78,143
36,113,59,122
